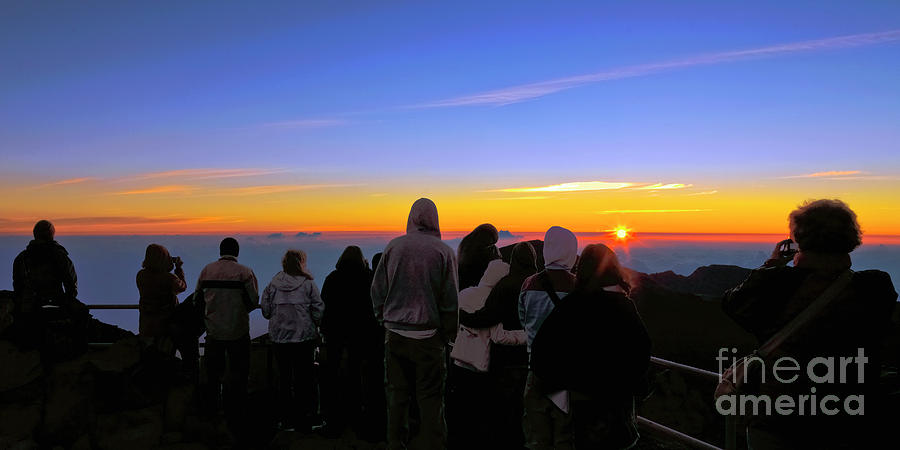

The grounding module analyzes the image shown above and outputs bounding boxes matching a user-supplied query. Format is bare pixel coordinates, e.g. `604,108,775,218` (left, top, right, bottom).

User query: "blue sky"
1,1,899,235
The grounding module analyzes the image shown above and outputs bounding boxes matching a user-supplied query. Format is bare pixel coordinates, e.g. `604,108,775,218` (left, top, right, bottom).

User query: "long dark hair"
574,244,630,295
336,245,368,273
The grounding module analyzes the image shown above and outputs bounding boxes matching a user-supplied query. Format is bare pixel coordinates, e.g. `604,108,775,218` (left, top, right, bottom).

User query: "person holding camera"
137,243,187,353
723,199,897,449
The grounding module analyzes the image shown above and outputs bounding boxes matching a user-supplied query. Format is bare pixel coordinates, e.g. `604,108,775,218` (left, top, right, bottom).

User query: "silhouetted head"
508,241,537,278
406,198,441,238
33,220,56,242
143,243,174,273
220,237,240,257
575,244,630,294
283,249,313,279
789,199,861,254
458,223,502,289
371,252,383,272
336,245,367,272
543,226,577,270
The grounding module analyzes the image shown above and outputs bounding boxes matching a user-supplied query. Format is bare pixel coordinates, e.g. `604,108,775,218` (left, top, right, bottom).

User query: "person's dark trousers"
385,331,447,450
448,364,494,449
323,337,365,433
272,340,317,429
495,365,528,449
204,335,250,432
360,329,387,442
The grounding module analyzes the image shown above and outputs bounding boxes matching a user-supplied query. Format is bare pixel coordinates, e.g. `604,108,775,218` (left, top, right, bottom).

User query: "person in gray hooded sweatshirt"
371,198,459,450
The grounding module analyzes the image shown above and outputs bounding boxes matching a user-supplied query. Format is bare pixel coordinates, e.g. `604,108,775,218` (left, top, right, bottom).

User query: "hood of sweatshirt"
406,198,441,239
478,259,510,289
269,271,308,292
543,226,577,270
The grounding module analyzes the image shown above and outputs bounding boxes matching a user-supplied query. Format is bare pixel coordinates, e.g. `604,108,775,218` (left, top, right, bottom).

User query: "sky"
2,1,899,236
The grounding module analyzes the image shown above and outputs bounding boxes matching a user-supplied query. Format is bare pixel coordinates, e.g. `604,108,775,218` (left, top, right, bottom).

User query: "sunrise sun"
612,226,631,241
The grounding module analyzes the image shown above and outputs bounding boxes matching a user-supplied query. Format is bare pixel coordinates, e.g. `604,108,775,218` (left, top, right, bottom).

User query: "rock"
94,406,164,450
0,340,42,393
84,337,142,373
164,384,196,431
0,290,14,335
40,359,96,446
0,397,42,442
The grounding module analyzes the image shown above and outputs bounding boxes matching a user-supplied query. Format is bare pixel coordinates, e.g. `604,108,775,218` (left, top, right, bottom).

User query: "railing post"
725,416,737,450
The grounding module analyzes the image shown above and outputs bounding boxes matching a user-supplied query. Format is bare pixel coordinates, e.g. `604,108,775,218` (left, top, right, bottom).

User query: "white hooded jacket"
450,259,527,372
261,271,324,344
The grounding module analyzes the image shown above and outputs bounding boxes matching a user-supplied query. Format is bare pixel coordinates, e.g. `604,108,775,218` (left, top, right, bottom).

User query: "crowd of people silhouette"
5,197,897,450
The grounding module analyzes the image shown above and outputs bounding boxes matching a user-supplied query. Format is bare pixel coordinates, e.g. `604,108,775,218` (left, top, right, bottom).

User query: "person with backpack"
12,220,87,358
518,226,578,450
531,244,650,449
722,199,897,449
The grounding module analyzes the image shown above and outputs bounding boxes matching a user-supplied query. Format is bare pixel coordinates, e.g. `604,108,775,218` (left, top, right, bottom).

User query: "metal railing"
86,304,735,449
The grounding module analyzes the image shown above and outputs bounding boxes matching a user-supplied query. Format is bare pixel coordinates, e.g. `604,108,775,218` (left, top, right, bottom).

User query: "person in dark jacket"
722,199,897,449
457,224,501,290
12,220,78,312
320,246,380,437
137,243,187,353
459,241,537,448
531,243,650,450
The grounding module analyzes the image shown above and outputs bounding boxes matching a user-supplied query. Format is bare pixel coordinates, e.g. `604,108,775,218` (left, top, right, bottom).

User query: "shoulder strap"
758,269,854,358
539,271,563,305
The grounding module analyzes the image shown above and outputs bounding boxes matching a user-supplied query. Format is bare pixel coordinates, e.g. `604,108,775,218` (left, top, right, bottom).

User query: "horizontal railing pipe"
650,356,720,381
636,416,722,450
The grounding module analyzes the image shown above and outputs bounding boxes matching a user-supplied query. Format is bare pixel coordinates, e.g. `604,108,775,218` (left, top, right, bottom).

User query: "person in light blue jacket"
261,249,325,431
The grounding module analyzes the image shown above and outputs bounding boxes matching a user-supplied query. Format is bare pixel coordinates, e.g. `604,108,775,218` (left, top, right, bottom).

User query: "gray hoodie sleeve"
439,250,459,342
371,252,389,325
308,281,324,326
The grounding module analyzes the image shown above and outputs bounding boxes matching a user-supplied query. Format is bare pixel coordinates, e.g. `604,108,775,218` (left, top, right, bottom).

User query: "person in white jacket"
450,259,526,448
261,249,325,431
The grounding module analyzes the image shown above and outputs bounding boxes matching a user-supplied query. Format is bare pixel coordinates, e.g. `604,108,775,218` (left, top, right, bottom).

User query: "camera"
779,240,799,259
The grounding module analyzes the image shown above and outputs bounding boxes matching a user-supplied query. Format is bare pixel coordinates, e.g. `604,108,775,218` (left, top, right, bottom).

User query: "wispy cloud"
496,181,637,193
781,170,864,179
419,30,900,108
633,183,692,190
487,196,550,201
0,215,237,230
493,181,691,193
220,184,357,196
596,209,712,214
688,190,719,196
132,168,286,181
114,185,194,195
261,119,347,129
38,177,97,188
